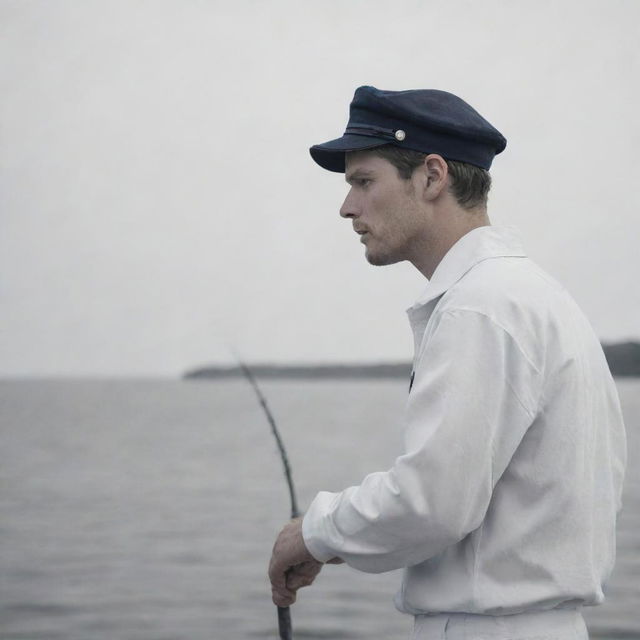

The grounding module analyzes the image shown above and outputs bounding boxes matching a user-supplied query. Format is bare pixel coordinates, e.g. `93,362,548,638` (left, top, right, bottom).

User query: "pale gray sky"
1,0,639,376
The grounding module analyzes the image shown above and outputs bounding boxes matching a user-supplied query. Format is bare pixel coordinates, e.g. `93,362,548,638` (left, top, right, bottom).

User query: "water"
0,378,638,639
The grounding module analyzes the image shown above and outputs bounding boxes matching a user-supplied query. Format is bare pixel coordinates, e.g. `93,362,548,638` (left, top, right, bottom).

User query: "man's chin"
365,249,399,267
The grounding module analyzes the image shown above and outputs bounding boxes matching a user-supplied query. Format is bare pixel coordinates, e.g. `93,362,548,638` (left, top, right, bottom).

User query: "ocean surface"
0,378,638,640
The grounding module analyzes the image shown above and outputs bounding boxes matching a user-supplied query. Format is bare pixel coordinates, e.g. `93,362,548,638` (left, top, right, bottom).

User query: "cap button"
394,129,406,141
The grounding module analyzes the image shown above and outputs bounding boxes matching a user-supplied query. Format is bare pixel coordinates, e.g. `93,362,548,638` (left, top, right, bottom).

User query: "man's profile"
269,86,626,640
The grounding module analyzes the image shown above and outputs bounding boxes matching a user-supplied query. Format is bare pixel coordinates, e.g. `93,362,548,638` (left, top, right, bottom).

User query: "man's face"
340,152,425,266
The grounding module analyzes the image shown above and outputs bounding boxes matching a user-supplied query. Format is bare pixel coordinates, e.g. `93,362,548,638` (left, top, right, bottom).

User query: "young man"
268,86,626,639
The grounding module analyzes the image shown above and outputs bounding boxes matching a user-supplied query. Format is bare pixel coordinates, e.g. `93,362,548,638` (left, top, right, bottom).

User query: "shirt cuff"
301,491,344,563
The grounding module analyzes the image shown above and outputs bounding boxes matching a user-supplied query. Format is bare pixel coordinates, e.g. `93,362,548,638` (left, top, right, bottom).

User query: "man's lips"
353,226,370,243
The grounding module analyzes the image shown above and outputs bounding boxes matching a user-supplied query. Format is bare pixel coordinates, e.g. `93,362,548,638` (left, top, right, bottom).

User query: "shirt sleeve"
302,308,542,573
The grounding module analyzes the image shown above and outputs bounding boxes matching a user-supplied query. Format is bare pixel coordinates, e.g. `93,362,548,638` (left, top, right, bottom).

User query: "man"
268,86,626,639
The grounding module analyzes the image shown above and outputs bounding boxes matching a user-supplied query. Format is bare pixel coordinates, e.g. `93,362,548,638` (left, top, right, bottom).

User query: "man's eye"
358,179,371,187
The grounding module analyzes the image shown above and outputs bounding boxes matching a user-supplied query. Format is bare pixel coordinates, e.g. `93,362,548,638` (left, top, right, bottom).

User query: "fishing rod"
236,359,299,640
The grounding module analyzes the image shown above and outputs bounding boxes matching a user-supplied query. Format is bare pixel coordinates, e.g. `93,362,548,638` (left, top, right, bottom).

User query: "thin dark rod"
236,359,299,640
237,360,299,519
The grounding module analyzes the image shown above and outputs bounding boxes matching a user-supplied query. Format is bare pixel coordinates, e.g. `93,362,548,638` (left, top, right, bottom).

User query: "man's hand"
268,517,322,606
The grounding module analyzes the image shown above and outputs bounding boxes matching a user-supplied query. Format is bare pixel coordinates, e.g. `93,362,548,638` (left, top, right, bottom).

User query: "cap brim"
309,134,390,173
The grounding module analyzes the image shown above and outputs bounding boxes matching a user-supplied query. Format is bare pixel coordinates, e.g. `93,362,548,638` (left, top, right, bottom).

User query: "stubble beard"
363,240,403,267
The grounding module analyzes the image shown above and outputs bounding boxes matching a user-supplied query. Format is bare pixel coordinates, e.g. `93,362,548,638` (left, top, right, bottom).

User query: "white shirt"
302,225,626,616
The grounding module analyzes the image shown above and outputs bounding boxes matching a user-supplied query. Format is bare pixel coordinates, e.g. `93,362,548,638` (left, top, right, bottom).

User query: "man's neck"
410,209,490,280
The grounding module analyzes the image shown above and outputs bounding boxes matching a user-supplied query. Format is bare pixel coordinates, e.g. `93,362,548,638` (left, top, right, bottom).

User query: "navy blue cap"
310,86,506,172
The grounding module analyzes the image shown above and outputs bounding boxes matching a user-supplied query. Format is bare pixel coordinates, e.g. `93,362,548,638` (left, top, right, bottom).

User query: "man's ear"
422,154,449,202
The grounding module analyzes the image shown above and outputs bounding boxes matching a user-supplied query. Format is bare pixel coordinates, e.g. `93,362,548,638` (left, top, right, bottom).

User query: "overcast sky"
1,0,639,377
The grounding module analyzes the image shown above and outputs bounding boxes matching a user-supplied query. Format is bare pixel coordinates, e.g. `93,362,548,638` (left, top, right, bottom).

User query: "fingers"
269,518,327,606
286,560,323,591
272,584,296,607
269,518,311,606
269,553,296,606
271,561,322,606
271,576,296,607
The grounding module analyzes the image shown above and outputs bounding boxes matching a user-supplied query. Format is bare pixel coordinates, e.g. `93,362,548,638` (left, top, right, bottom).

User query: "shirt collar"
409,225,527,310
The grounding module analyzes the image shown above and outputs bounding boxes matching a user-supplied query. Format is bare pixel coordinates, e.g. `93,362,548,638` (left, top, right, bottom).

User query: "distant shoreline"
184,362,412,380
184,342,640,379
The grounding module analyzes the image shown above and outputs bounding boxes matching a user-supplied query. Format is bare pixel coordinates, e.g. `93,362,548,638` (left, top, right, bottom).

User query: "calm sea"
1,378,638,640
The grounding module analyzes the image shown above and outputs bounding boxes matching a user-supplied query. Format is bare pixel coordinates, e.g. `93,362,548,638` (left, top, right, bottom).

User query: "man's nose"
340,189,358,218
